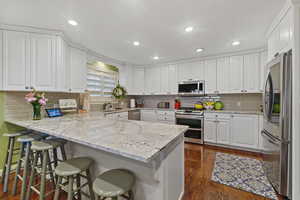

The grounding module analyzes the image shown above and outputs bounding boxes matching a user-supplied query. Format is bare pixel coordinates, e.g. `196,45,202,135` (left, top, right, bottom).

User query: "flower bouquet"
25,90,48,120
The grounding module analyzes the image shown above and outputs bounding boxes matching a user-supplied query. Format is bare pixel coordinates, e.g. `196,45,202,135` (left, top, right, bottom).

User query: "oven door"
176,114,204,144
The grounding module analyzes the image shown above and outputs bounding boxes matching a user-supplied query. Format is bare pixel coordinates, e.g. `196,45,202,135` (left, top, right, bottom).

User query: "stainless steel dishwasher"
128,110,141,120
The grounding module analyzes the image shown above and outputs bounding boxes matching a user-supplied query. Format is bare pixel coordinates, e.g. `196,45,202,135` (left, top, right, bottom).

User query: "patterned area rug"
211,153,278,200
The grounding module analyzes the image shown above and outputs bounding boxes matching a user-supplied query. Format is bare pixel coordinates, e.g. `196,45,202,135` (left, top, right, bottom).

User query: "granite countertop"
6,112,188,163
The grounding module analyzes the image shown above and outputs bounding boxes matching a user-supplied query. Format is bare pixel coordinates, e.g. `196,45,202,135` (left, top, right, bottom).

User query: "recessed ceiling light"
185,26,194,32
68,20,78,26
232,41,240,46
153,56,159,60
133,41,140,46
196,48,204,52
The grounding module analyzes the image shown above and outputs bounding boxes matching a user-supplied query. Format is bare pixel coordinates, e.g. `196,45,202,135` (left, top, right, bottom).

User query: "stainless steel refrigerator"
262,50,292,199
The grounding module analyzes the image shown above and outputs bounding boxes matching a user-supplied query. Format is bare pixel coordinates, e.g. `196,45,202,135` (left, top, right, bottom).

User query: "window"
86,62,119,102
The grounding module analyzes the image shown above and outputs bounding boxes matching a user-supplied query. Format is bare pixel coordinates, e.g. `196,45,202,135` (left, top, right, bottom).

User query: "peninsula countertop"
5,112,188,163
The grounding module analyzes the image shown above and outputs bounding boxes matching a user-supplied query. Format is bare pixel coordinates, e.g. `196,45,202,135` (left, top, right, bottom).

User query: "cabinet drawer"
205,113,230,119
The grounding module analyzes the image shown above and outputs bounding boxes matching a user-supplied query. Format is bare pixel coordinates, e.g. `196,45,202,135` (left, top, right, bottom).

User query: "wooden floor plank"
0,143,282,200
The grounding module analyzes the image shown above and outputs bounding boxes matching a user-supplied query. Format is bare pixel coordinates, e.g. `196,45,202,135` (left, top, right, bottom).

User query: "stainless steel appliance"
262,50,292,199
128,110,140,120
178,80,205,95
175,108,204,144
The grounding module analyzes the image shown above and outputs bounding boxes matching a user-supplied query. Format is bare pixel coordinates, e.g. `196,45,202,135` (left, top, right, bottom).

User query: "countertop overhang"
5,112,188,163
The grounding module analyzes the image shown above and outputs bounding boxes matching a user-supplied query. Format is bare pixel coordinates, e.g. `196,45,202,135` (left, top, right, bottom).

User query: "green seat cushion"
93,169,135,197
31,139,64,151
55,157,93,176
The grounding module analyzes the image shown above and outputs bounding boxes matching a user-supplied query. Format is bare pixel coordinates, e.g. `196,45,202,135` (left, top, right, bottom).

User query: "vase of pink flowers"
25,90,48,120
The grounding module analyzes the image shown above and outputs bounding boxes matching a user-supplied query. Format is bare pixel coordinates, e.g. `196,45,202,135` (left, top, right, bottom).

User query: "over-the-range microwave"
178,80,205,95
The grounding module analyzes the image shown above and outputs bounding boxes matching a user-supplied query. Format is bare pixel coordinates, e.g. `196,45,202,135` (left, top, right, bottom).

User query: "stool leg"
67,176,74,200
53,176,62,200
60,145,67,161
25,151,39,200
3,137,15,193
128,190,134,200
46,151,55,188
86,169,95,200
39,150,48,200
76,174,81,200
1,137,11,185
12,142,25,195
20,142,31,200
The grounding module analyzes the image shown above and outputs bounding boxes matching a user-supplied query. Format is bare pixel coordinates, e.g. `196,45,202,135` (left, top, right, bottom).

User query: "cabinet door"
3,31,30,91
193,61,205,80
204,118,217,143
56,37,70,92
216,119,230,145
217,57,230,93
141,110,157,122
70,47,87,93
229,56,243,93
177,63,192,81
260,51,268,92
145,67,160,94
133,68,145,95
230,114,259,149
30,34,56,91
160,65,169,94
243,53,260,93
279,12,291,51
204,60,217,94
168,65,178,94
0,31,3,90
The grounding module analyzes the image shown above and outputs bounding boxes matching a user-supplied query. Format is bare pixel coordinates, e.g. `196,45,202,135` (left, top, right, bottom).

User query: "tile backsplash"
4,92,80,120
130,94,263,111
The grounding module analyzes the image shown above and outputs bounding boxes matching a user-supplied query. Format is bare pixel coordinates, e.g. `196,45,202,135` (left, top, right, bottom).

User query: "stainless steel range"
175,108,204,144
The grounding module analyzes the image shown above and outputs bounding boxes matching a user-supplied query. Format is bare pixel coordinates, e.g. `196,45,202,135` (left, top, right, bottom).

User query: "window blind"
86,63,118,100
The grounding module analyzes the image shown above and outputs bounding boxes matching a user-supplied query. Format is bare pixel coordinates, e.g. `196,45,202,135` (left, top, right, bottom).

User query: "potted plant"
25,90,48,120
112,82,127,109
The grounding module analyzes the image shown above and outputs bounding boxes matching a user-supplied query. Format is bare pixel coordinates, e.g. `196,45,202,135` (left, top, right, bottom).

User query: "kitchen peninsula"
6,112,188,200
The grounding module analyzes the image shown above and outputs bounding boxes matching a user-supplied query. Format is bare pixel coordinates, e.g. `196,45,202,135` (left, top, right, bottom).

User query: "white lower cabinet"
204,118,217,143
230,114,259,149
141,110,157,122
204,113,260,151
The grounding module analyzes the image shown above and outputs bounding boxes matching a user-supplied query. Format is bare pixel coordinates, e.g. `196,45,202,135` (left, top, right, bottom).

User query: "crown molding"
139,47,267,68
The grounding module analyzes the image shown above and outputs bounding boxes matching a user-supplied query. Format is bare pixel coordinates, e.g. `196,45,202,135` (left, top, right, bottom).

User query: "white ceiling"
0,0,285,65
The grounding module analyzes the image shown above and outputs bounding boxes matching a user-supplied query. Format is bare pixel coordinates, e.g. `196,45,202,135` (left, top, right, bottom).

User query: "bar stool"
26,139,67,200
1,131,28,193
92,169,135,200
11,133,45,199
53,157,95,200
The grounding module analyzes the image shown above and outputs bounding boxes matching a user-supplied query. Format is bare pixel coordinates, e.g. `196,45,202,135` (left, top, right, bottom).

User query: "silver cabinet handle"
244,90,247,92
25,86,29,89
30,86,34,89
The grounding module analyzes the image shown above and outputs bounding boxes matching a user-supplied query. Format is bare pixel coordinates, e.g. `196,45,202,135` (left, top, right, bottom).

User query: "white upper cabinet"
70,47,87,93
30,34,57,91
160,65,169,94
260,51,268,91
267,9,292,61
56,37,70,92
168,65,178,94
229,56,243,93
217,57,230,93
3,31,30,91
145,67,160,94
204,60,217,94
0,31,3,90
133,68,145,95
193,61,205,80
243,53,260,93
230,114,259,149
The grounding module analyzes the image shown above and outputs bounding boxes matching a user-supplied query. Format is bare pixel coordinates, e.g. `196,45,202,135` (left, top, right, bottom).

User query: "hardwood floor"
182,144,283,200
0,144,282,200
